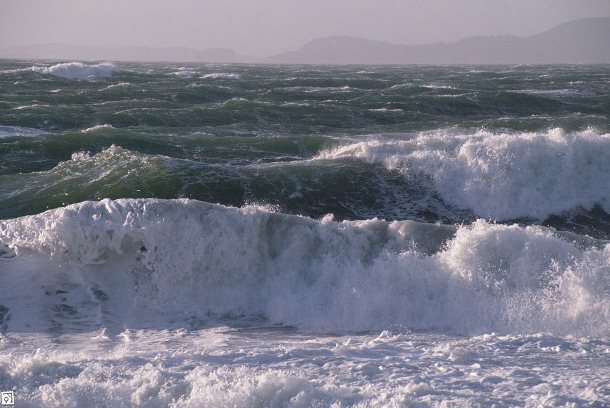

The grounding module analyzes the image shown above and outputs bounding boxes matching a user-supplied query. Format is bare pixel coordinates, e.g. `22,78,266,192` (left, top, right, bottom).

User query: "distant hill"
1,17,608,64
0,44,253,63
265,17,610,64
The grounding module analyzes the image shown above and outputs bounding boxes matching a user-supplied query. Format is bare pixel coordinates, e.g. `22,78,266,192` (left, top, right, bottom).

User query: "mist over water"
0,61,609,406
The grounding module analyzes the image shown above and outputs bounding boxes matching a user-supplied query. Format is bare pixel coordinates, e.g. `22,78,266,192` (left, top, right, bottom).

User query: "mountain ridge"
1,17,608,64
265,17,610,64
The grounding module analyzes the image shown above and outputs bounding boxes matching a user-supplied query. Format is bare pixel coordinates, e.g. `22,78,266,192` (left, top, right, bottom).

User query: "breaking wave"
318,128,610,220
0,199,607,336
32,62,117,80
80,124,115,133
201,73,241,80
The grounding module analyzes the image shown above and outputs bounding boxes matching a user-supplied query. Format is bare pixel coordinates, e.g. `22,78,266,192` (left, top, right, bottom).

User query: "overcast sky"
1,0,609,57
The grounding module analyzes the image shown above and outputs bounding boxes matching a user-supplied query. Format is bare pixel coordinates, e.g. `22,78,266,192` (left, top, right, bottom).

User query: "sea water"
0,61,609,407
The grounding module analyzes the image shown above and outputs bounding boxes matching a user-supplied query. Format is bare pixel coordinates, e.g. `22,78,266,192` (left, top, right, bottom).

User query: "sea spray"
31,62,117,80
1,199,607,336
1,61,609,406
318,128,610,220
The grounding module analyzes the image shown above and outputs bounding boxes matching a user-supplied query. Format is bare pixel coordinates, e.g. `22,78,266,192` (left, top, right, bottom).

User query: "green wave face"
2,63,608,135
1,62,609,238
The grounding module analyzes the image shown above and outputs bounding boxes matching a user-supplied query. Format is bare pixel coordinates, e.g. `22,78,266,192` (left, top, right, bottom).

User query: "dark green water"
1,60,610,408
1,61,609,237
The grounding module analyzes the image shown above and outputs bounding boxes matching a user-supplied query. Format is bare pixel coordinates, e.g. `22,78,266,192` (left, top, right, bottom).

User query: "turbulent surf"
0,61,609,407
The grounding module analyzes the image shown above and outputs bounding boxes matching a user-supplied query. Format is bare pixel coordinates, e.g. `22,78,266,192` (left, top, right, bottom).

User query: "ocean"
0,61,609,407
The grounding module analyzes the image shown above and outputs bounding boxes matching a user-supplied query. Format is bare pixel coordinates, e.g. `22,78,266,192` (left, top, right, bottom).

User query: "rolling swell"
1,60,609,407
0,143,462,224
2,62,609,134
0,198,608,336
1,62,609,336
318,128,610,221
1,127,608,238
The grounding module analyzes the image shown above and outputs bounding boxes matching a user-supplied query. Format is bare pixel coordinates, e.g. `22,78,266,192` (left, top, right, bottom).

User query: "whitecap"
0,198,607,336
173,67,198,77
81,124,114,133
99,82,131,91
201,73,241,80
32,62,118,80
317,128,610,220
511,89,592,97
421,84,455,89
368,108,403,112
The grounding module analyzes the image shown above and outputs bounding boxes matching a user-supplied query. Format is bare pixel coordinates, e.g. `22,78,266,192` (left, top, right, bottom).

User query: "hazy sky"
1,0,609,56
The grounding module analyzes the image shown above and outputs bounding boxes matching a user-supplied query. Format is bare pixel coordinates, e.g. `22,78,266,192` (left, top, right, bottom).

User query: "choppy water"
0,61,609,407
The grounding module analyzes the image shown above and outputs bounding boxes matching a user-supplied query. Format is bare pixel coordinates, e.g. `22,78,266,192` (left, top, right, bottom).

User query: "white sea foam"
368,108,403,112
277,85,352,93
13,103,50,110
422,84,455,89
3,329,606,407
201,73,240,80
99,82,131,91
317,128,610,220
32,62,117,80
0,199,607,336
512,89,592,97
80,124,114,133
173,67,198,77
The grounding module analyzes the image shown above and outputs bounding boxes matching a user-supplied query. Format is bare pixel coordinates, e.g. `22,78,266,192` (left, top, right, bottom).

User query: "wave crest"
32,62,117,80
1,199,607,336
201,73,240,80
318,128,610,220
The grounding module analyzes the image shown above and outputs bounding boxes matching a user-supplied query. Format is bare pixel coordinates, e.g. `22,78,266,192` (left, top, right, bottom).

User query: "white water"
80,124,115,133
0,198,607,336
201,73,241,80
1,329,608,407
173,67,198,77
99,82,131,91
0,199,608,406
318,128,610,220
32,62,117,80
